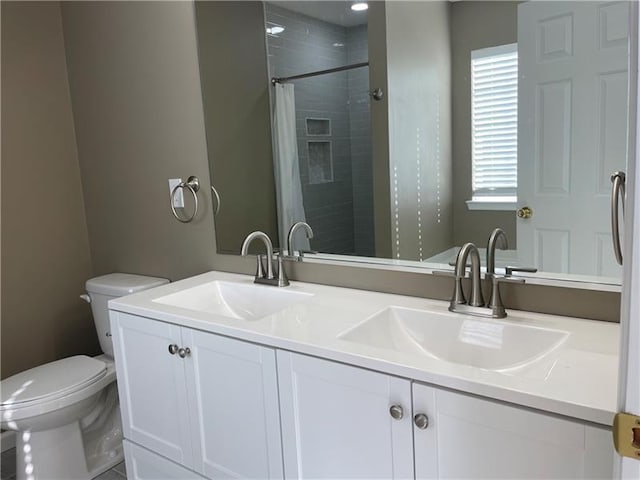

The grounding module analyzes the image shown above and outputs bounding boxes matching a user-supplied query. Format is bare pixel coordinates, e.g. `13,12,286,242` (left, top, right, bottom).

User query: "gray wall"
195,1,279,254
1,2,98,379
385,1,454,260
61,1,216,280
451,1,519,246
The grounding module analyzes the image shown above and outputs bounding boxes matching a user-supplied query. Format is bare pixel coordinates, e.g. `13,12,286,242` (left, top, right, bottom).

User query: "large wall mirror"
195,0,630,287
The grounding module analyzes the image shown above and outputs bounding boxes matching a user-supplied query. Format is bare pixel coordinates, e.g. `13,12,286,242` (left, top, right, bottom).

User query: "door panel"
183,329,283,479
277,351,413,479
111,312,193,467
429,388,613,479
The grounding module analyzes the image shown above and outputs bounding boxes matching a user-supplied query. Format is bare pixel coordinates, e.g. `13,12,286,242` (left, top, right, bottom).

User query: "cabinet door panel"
277,351,413,479
416,387,614,479
111,312,193,467
183,329,283,479
124,440,205,480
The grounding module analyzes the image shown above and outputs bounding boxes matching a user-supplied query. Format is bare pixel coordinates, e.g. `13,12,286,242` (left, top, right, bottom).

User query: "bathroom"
2,1,639,479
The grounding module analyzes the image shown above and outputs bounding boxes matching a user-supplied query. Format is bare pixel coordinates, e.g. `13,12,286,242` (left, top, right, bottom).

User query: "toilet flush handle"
80,294,91,304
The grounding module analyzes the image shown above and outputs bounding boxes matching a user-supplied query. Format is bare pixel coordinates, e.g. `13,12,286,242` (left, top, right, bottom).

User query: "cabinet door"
111,312,194,467
277,351,413,479
183,329,283,479
124,440,205,480
413,384,614,479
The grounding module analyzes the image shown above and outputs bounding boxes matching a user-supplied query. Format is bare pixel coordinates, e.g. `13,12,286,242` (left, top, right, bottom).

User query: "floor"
1,448,127,480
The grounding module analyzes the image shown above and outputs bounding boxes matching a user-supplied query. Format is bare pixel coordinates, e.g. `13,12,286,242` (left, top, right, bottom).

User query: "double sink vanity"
109,269,618,479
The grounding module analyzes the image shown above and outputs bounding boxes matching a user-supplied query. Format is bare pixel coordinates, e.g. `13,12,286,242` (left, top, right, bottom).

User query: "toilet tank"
85,273,169,358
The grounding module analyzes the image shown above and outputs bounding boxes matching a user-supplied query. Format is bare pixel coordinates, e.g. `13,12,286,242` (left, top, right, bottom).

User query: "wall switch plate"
169,178,184,208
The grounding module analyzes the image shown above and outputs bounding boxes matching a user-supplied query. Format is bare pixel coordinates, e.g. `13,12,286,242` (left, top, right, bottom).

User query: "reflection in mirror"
195,0,630,285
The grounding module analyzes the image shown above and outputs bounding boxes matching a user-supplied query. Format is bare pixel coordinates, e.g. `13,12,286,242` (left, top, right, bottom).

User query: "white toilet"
0,273,168,480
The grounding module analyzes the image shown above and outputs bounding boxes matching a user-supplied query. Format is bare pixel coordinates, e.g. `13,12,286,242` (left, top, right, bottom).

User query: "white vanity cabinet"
111,312,284,480
112,310,614,480
278,352,613,480
277,350,417,479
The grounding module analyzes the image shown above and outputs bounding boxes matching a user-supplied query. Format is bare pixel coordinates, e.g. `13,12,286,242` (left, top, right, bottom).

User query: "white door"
123,440,205,480
277,351,414,479
182,329,284,479
616,2,640,473
111,312,194,467
518,1,628,276
417,386,613,479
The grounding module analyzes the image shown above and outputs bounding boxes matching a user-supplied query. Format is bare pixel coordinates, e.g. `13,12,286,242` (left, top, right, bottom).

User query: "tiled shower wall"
265,3,374,255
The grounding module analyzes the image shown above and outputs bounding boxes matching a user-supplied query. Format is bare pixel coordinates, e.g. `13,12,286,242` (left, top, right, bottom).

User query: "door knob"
168,344,179,355
517,206,533,219
178,347,191,358
414,413,429,430
389,405,403,420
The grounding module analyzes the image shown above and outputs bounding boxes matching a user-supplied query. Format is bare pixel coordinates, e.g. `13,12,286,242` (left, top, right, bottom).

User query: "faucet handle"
494,275,525,285
505,266,538,277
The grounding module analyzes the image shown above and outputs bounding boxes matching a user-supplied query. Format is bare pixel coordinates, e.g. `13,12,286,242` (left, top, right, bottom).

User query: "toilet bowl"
0,273,168,480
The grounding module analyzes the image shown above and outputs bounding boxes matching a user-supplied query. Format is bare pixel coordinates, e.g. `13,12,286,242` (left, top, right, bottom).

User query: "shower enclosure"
266,1,375,257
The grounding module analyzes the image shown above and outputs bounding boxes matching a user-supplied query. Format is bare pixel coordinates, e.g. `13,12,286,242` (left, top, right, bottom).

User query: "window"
469,43,518,210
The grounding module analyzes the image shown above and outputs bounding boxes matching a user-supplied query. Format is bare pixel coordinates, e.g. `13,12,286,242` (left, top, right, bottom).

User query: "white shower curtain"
273,83,310,253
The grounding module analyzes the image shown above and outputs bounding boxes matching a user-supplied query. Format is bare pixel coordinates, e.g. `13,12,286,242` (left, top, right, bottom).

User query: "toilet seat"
1,356,107,410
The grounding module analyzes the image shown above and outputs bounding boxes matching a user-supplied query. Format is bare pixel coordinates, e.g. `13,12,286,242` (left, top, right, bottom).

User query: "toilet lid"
1,355,107,406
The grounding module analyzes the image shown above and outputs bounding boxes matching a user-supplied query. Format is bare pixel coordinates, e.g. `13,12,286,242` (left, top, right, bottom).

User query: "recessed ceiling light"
351,2,368,11
266,25,285,35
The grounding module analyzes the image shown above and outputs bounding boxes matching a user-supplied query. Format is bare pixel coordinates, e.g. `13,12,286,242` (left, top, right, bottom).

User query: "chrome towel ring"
170,176,200,223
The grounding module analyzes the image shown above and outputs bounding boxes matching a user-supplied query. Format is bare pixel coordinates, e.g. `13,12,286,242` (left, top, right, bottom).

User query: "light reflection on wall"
416,126,423,261
2,380,35,480
393,164,400,258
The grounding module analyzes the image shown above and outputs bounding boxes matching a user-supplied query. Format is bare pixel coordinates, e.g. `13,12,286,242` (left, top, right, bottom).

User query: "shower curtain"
273,83,310,253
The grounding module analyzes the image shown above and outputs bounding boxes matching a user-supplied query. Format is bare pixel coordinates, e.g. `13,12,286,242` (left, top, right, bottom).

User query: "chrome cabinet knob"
178,347,191,358
414,413,429,430
168,344,179,355
389,405,404,420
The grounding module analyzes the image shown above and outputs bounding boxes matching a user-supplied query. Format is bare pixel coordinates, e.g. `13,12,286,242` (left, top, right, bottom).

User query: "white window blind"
471,43,518,201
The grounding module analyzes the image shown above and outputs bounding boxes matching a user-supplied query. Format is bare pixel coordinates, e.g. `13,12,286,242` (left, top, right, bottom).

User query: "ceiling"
267,1,368,27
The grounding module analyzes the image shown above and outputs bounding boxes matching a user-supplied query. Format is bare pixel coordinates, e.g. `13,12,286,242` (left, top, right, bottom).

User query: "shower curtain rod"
271,62,369,85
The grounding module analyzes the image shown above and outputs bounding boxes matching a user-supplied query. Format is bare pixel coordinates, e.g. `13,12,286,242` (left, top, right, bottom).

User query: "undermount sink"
339,306,569,371
153,280,313,321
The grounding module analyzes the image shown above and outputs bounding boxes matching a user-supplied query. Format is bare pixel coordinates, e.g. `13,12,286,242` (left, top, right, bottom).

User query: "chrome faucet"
484,228,537,317
452,242,484,308
442,239,528,318
287,222,314,260
240,231,289,287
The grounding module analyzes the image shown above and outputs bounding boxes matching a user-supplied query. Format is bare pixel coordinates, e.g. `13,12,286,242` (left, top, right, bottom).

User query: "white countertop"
109,270,619,427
